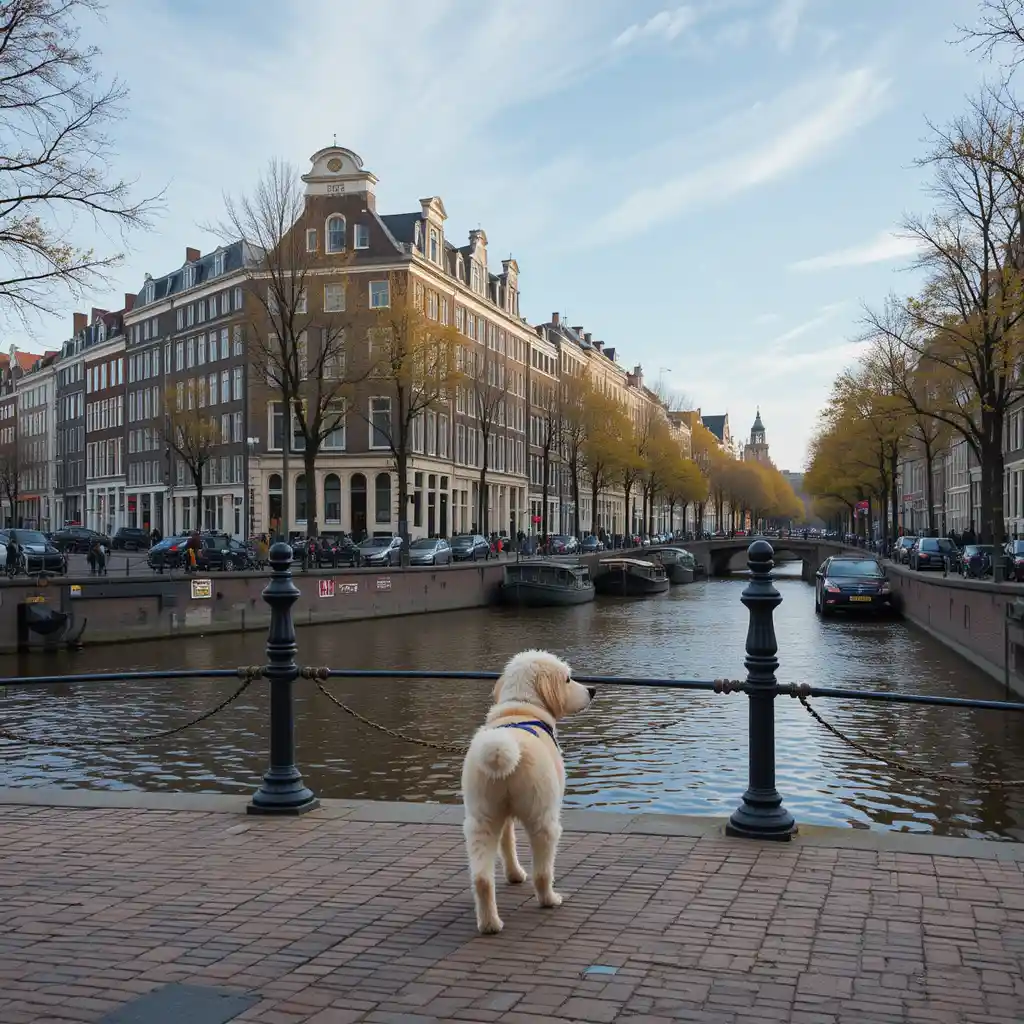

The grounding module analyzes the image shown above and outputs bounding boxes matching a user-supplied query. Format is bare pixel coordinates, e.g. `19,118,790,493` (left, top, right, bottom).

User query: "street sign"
190,578,212,599
318,578,335,598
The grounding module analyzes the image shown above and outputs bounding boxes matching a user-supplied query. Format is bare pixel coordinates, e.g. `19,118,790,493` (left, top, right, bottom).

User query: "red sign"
855,500,869,511
531,515,541,524
318,579,334,599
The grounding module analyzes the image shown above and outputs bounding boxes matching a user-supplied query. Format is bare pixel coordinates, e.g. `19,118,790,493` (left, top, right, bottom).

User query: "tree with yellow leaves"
580,386,630,536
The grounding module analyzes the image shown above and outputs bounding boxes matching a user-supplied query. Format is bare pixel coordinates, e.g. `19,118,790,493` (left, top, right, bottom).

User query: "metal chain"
313,677,747,754
797,696,1024,788
0,667,264,749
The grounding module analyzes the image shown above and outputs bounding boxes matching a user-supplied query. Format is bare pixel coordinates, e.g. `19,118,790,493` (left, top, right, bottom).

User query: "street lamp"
245,436,259,540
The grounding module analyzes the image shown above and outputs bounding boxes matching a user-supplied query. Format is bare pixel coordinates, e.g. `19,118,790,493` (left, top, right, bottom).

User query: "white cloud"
768,0,808,52
613,6,698,49
788,230,922,272
588,67,889,242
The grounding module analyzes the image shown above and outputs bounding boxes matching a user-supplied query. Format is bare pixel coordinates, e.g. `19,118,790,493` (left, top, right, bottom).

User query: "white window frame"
369,396,391,450
324,282,345,313
354,223,370,249
369,280,390,309
326,214,346,254
306,228,317,252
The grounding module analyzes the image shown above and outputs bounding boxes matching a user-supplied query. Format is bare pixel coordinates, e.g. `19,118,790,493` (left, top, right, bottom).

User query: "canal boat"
593,557,670,597
646,546,696,584
501,560,595,607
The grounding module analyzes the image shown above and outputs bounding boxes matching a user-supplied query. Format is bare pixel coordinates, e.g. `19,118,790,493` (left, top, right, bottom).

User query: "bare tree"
216,159,355,538
354,272,461,554
0,0,159,328
534,375,561,543
466,336,511,534
0,447,21,527
864,93,1024,547
958,0,1024,66
164,382,219,531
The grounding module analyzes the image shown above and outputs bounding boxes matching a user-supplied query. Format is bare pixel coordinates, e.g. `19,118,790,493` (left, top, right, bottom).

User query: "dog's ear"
491,674,504,703
535,662,566,719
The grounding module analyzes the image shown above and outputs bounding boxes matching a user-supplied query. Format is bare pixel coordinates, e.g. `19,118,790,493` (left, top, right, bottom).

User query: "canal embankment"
885,563,1024,697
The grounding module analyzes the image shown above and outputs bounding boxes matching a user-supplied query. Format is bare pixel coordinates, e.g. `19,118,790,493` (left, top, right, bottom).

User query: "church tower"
743,408,770,465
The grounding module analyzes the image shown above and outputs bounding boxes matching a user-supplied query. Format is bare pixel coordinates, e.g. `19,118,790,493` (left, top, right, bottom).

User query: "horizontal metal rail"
2,665,1023,713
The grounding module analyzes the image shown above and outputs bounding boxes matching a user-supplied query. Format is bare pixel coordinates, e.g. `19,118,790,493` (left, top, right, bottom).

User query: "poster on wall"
319,579,335,598
190,578,213,599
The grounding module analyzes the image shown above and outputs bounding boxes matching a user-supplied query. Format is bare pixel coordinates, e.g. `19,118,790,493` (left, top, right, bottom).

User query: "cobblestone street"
0,795,1022,1023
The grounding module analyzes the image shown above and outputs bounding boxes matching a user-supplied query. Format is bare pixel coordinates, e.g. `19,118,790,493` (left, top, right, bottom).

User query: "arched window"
326,214,346,254
324,474,341,523
295,474,307,522
414,221,422,251
374,472,391,524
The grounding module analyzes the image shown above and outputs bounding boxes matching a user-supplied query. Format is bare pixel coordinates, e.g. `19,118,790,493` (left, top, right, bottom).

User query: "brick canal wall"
885,563,1024,697
0,563,508,653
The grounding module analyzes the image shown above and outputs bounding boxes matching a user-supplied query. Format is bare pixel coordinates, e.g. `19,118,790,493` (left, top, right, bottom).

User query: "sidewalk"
0,791,1022,1023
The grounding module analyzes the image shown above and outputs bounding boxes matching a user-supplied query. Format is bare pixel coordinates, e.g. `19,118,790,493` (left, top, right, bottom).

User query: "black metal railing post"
726,539,797,841
248,541,319,816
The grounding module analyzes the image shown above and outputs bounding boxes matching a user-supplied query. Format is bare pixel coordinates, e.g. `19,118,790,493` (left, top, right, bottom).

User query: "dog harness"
497,719,559,750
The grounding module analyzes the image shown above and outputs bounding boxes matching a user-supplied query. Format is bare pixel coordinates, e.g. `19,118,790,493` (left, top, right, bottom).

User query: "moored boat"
593,557,670,597
647,546,697,584
501,560,595,607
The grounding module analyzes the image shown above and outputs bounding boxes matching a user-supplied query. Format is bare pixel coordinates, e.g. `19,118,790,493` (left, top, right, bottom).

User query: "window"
187,304,195,327
175,381,184,411
295,475,307,522
296,289,307,314
233,286,243,310
370,397,391,449
369,280,390,308
197,334,206,365
324,282,345,312
197,298,206,323
213,251,225,277
306,228,317,252
186,337,195,368
270,403,284,450
323,340,345,379
232,326,242,356
326,214,346,253
209,372,218,405
209,331,219,361
354,223,370,249
471,263,482,293
297,332,308,379
429,227,439,263
221,369,230,403
233,410,242,443
324,474,341,522
183,264,196,289
374,472,391,524
323,401,346,449
233,366,243,401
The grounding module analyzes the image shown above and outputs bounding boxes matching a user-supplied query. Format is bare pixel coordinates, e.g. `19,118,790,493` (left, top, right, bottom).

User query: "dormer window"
414,222,422,250
183,264,196,290
326,214,346,254
429,228,439,263
456,254,464,281
354,223,369,249
143,280,154,304
213,251,225,277
471,263,482,294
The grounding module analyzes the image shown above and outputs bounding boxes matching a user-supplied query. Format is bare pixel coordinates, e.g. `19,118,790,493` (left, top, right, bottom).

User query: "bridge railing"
2,540,1023,839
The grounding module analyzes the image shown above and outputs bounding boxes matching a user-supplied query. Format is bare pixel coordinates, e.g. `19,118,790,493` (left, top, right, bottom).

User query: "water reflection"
1,565,1022,839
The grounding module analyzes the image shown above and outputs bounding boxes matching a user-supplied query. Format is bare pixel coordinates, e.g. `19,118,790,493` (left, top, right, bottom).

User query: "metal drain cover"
99,982,258,1024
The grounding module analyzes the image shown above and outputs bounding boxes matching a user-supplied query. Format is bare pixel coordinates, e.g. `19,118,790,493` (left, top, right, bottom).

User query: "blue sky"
20,0,990,470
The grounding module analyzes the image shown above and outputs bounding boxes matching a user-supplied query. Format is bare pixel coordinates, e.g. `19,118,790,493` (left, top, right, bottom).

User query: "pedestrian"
186,531,200,573
6,537,19,577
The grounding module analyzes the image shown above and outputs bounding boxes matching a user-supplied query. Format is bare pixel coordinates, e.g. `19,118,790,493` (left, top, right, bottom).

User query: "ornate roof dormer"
303,145,378,206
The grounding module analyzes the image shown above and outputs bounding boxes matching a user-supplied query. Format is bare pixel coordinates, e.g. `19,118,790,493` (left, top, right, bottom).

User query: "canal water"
2,565,1023,840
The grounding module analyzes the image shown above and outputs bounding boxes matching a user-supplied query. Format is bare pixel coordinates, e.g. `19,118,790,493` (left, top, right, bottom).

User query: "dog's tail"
471,728,521,779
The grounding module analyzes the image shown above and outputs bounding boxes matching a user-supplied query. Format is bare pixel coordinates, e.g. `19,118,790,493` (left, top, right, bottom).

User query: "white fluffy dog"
461,649,595,934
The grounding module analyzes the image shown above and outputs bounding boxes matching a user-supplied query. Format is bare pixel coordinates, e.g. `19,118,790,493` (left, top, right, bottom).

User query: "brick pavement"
0,798,1022,1024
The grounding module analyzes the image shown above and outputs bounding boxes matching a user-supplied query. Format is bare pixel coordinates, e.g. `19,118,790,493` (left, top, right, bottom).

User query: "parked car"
1005,540,1024,581
580,535,604,553
315,533,361,567
357,534,403,566
1,528,67,574
147,535,190,571
548,534,579,555
196,534,255,571
52,526,109,553
893,536,917,564
450,534,492,561
111,527,151,551
406,537,451,566
814,556,893,616
962,544,995,579
909,537,961,573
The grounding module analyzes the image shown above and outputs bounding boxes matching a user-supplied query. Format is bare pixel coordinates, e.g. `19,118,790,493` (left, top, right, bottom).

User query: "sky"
13,0,995,471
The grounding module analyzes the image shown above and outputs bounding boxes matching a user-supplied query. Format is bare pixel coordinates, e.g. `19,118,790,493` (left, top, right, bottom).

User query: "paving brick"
0,804,1022,1024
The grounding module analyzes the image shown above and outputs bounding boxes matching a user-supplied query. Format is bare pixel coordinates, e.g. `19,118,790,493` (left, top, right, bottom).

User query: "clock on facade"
327,157,342,172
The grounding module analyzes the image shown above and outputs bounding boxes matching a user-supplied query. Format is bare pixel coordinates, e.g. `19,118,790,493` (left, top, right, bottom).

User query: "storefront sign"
339,582,358,594
69,585,82,598
190,578,213,599
318,579,335,598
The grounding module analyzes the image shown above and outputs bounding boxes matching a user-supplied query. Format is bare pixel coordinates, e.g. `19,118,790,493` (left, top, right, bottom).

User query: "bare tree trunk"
304,448,319,539
570,455,581,538
477,449,490,536
590,476,600,535
541,450,551,543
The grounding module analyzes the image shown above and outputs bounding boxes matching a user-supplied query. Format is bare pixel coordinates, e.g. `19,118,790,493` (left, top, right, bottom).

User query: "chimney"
592,339,603,353
633,364,643,380
73,312,87,334
535,325,545,338
583,332,592,345
604,347,616,361
185,246,201,263
551,312,560,326
90,306,108,324
572,325,584,336
123,293,136,312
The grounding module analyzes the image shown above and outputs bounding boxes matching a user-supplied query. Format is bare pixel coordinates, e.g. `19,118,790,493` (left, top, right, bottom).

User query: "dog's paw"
477,915,504,935
538,890,563,908
506,866,527,884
